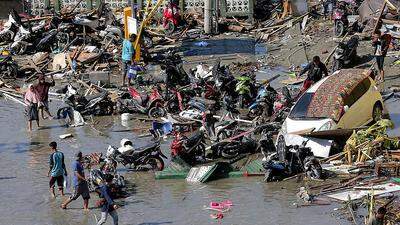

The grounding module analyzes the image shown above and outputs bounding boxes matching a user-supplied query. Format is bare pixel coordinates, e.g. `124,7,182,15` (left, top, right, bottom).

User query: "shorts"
376,56,385,71
38,100,49,110
70,181,91,200
49,175,64,189
121,60,130,77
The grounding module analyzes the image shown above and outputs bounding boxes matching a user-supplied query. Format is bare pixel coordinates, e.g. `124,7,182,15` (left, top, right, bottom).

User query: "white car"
276,69,384,159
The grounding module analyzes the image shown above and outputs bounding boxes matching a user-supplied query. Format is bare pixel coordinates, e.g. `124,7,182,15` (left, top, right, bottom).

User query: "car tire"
372,103,383,123
276,135,287,161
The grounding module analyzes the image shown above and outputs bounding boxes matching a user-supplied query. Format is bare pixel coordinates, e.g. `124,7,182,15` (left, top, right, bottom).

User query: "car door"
337,80,369,129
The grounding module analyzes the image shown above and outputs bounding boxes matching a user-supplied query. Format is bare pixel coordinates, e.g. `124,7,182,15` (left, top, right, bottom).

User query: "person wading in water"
48,141,67,198
24,84,40,131
61,151,90,211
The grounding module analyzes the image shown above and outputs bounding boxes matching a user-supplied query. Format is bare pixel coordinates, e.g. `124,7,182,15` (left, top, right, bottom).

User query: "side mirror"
344,105,349,112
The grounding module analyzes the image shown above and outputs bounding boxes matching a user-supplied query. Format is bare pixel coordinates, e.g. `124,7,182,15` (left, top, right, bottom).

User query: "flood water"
0,99,348,225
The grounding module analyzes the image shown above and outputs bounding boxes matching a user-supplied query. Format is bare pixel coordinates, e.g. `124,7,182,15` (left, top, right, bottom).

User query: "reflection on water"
0,100,346,225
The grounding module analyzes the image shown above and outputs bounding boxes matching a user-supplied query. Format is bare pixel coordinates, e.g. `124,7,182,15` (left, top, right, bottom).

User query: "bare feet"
60,204,66,209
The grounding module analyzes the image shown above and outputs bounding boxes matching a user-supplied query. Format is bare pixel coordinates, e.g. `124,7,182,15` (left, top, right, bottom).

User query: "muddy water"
0,99,345,225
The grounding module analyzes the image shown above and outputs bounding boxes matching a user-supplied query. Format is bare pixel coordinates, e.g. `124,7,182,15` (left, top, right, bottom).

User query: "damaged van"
276,69,384,159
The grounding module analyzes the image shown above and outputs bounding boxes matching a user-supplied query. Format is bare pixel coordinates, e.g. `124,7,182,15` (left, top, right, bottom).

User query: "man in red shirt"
35,74,55,120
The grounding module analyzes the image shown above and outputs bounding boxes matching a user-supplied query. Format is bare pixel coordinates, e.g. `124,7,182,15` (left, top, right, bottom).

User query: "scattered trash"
59,133,73,139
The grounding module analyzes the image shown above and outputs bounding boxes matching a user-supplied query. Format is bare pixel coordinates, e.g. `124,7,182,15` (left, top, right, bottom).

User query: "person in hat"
24,84,40,131
47,142,67,198
35,74,55,120
61,151,90,210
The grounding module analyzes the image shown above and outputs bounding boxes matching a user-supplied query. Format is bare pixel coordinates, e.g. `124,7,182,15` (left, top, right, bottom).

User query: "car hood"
282,117,336,135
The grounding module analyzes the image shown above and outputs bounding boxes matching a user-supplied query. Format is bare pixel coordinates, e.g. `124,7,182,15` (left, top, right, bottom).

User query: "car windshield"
289,93,320,119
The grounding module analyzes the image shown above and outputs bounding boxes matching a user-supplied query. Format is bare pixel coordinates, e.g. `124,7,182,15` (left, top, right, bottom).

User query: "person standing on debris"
96,175,119,225
24,84,40,131
48,141,67,198
61,151,90,210
121,34,136,86
297,56,328,91
36,74,55,120
368,207,386,225
372,30,389,83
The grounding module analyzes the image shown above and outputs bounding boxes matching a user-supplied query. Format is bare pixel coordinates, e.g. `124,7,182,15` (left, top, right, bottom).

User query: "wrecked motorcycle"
87,168,126,193
248,85,278,119
116,86,166,118
163,1,182,35
332,35,359,71
0,10,21,43
171,131,206,165
264,141,322,182
0,52,18,79
106,142,167,171
207,135,258,159
57,84,114,116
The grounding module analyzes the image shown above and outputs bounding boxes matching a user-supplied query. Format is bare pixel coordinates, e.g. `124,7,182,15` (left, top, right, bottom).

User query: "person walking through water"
61,151,90,211
297,55,328,92
121,34,136,86
48,141,67,198
96,175,119,225
24,84,40,131
36,74,55,120
372,30,389,83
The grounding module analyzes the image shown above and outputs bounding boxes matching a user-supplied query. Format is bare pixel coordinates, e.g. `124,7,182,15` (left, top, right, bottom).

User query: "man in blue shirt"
121,34,136,86
61,151,90,211
96,175,119,225
47,142,67,198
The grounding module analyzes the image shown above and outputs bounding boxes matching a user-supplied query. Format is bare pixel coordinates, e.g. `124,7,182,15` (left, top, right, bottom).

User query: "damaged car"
276,69,384,159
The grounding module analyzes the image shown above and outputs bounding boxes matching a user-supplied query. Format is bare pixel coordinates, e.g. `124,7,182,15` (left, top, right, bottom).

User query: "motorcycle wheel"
335,21,345,37
193,143,206,159
276,136,287,162
4,63,18,79
247,106,263,119
148,106,166,118
0,32,12,42
216,130,229,142
307,163,322,180
220,143,240,159
144,156,165,171
332,59,342,72
264,169,273,182
13,43,27,55
104,102,114,115
164,21,175,35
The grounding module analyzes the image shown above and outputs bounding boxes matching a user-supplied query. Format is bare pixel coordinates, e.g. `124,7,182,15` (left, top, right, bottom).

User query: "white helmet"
118,138,134,155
